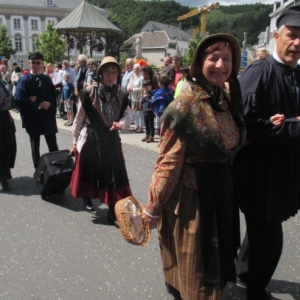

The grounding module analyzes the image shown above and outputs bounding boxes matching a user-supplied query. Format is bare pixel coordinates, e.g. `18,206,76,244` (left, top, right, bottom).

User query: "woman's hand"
110,122,124,131
70,144,77,156
142,212,159,229
270,114,285,126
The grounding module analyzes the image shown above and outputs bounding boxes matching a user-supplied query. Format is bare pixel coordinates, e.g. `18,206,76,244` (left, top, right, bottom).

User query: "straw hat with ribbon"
96,56,121,78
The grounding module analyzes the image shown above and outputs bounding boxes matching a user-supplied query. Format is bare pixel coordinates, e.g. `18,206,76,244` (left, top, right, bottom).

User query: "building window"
13,18,21,29
32,35,38,51
46,0,53,6
31,20,38,30
168,43,176,49
15,36,22,52
0,18,3,25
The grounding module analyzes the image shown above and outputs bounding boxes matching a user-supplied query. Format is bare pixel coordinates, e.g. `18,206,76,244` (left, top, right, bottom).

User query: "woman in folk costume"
142,34,246,299
70,57,133,227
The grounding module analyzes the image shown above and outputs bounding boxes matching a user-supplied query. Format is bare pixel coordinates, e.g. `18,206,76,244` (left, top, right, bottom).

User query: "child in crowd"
141,79,155,143
151,74,174,136
255,49,270,60
174,66,189,98
60,73,74,126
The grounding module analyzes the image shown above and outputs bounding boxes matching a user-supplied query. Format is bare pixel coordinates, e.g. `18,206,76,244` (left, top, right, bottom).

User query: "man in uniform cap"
234,6,300,300
15,51,58,168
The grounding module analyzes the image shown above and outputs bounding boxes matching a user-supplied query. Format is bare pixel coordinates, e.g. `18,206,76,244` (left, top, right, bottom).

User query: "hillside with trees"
89,0,272,46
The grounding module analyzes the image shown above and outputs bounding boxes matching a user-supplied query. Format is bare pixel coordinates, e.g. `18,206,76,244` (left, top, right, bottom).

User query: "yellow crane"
177,2,220,35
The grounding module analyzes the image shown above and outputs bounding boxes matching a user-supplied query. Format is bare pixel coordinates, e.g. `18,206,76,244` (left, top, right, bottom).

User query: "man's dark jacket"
15,73,57,136
233,56,300,222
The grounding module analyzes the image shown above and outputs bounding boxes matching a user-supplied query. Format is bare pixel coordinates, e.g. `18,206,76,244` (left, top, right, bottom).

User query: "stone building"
0,0,108,68
120,21,192,67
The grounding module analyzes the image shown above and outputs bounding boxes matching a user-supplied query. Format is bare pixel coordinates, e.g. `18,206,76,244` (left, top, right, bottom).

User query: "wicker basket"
114,196,151,247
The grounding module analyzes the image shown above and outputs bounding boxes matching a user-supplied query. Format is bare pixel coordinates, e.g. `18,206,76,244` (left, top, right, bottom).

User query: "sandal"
63,122,69,126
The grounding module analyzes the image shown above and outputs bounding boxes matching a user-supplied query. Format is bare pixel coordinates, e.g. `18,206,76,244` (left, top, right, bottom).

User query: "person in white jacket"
127,63,144,133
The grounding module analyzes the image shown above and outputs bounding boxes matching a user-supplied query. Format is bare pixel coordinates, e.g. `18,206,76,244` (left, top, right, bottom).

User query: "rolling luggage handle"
53,154,73,176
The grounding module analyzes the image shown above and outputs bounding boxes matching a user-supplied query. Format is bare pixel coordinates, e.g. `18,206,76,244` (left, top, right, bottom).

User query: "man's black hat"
276,6,300,28
28,52,44,61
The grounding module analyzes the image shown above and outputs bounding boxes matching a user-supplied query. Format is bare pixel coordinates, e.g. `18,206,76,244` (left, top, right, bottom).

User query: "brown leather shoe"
142,135,149,142
146,136,154,143
135,128,144,133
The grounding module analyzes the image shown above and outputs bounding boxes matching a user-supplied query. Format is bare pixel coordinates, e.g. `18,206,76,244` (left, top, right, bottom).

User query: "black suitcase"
34,150,74,199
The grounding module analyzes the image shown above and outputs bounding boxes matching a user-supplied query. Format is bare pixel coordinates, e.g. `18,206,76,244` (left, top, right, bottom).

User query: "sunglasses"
31,61,42,65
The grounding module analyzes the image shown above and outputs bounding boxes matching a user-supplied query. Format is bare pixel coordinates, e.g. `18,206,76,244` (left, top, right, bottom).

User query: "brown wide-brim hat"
96,56,121,77
190,33,241,78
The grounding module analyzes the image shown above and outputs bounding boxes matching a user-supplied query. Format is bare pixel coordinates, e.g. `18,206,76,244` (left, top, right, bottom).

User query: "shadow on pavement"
92,208,117,227
44,191,84,212
5,176,40,196
226,279,300,300
269,279,300,299
6,176,86,213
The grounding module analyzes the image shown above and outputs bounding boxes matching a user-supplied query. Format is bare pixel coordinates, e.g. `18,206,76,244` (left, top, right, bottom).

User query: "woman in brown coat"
142,34,246,300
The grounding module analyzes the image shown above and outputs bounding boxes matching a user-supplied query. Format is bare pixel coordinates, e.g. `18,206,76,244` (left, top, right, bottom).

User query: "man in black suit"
15,52,58,168
234,6,300,300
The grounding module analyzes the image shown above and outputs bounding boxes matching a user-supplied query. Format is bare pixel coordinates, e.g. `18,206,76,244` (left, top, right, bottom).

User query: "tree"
33,22,68,63
183,31,201,67
90,0,272,46
119,52,128,68
0,25,16,59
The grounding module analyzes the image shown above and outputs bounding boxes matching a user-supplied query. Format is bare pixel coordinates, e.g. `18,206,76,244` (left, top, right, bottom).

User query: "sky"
176,0,274,7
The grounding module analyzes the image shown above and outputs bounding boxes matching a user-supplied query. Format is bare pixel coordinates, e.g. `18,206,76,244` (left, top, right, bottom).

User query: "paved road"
0,111,299,300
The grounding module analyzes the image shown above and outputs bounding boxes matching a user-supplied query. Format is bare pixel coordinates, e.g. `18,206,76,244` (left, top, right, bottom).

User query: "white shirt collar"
273,51,298,68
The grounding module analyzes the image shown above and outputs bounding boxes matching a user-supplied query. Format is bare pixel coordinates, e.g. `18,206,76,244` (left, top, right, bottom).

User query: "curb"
10,110,160,153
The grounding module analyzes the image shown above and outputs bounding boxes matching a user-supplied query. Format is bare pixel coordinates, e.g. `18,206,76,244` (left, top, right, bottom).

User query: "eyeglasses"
31,61,42,65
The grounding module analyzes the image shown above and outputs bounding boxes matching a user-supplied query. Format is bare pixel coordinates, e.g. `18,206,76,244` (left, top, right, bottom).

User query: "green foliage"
183,31,201,67
90,0,190,38
0,25,16,59
206,4,272,45
89,0,272,46
83,49,90,58
33,22,68,63
119,52,129,68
